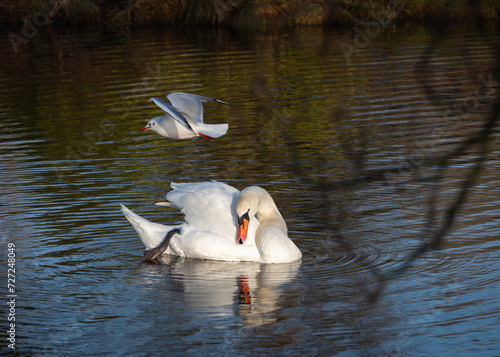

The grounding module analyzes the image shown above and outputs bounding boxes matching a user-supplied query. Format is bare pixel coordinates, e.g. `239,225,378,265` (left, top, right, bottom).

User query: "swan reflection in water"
155,255,301,328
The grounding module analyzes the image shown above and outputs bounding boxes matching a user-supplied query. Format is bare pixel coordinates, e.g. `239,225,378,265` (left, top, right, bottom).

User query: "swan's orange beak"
237,212,250,244
236,209,250,244
237,219,249,244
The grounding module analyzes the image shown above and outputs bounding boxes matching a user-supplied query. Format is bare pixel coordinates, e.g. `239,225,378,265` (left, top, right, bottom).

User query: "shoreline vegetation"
1,0,500,29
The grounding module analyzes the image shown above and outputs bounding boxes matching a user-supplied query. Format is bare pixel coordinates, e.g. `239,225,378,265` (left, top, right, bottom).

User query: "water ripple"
1,27,499,355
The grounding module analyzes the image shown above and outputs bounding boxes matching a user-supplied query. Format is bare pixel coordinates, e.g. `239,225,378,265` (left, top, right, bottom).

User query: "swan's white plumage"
120,204,175,250
236,186,302,263
121,181,301,263
166,181,240,236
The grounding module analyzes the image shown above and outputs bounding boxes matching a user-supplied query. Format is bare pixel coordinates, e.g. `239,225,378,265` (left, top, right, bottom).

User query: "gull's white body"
142,93,229,139
120,181,302,264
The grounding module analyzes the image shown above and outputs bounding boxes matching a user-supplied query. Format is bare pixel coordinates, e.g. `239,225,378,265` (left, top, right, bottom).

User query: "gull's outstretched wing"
151,97,193,132
167,92,230,125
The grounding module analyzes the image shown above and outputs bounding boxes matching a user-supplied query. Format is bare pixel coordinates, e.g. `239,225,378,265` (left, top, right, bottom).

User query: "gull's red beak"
140,126,149,132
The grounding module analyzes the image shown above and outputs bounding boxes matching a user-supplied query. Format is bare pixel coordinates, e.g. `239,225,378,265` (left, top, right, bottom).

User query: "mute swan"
120,181,302,264
141,93,230,140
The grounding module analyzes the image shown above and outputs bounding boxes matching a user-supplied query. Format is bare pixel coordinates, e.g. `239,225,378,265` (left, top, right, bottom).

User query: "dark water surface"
1,25,499,355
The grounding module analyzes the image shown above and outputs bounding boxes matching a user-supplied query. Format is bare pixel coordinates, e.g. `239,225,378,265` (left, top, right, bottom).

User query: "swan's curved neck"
255,200,287,233
237,186,288,244
250,188,288,238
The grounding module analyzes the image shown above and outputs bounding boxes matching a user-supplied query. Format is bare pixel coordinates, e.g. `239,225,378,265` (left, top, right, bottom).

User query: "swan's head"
140,117,161,132
236,187,262,244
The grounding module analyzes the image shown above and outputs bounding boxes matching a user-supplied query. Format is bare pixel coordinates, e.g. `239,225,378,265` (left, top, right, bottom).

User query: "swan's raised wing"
151,97,193,132
165,181,259,244
167,92,230,126
166,181,239,237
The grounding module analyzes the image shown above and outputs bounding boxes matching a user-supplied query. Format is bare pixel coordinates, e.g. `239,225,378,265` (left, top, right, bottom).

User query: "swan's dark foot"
142,229,180,264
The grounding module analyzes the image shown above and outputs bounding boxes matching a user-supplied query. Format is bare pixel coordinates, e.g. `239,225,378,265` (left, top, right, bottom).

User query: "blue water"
0,25,499,355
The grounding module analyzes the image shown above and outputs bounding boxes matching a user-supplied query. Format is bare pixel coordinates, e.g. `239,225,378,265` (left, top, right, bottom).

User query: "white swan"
120,181,302,264
141,93,230,140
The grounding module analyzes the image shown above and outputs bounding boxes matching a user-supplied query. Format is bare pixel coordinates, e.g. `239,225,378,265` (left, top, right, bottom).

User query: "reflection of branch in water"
372,42,498,301
384,40,500,284
261,35,499,303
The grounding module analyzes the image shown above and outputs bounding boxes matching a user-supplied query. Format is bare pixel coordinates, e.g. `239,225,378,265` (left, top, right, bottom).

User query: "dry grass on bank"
1,0,500,28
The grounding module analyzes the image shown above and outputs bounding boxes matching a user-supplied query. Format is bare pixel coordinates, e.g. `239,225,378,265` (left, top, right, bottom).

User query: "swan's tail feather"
120,204,176,251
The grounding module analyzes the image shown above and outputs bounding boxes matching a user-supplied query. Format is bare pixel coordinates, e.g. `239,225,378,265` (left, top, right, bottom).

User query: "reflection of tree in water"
258,31,499,303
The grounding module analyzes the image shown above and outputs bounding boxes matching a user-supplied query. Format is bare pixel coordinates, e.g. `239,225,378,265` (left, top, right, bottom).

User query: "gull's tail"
197,123,229,139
